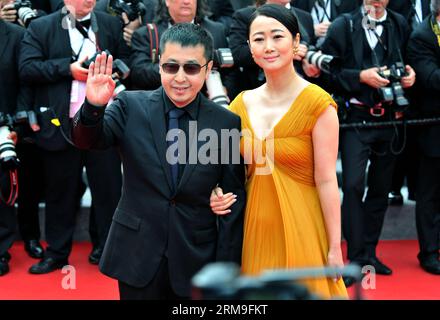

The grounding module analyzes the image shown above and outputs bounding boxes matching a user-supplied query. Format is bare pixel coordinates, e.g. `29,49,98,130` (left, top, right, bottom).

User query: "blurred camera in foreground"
192,262,362,300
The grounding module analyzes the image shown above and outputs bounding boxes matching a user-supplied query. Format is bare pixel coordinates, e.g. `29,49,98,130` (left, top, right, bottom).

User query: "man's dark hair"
249,3,300,38
160,23,214,62
154,0,211,24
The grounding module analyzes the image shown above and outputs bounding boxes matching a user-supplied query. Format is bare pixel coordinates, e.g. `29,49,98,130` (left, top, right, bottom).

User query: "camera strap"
147,23,159,64
0,169,18,206
430,16,440,47
72,19,101,62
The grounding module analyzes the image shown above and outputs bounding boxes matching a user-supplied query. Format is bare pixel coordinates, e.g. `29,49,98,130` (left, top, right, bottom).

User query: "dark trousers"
118,257,189,300
415,154,440,260
390,126,418,198
16,143,44,242
42,145,122,261
341,125,397,262
0,203,16,257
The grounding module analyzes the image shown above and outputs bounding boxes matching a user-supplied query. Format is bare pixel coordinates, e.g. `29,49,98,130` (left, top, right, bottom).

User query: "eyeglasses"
160,62,209,75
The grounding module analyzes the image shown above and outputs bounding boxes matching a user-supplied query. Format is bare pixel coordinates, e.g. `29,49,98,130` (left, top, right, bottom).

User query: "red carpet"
0,240,439,300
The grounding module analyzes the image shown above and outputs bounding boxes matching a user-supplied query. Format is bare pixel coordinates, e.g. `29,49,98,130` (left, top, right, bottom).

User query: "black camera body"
0,111,37,171
82,50,130,95
377,62,409,110
206,48,234,108
108,0,146,22
13,0,37,27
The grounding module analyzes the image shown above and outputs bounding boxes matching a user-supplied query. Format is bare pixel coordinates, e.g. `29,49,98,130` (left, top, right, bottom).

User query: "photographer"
321,0,416,285
129,0,237,99
292,0,362,47
0,0,50,27
0,6,25,276
95,0,158,47
19,0,129,274
206,0,234,33
386,0,430,206
229,0,319,92
407,0,440,275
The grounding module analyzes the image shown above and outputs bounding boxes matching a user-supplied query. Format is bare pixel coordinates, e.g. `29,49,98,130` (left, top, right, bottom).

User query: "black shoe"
368,257,392,275
388,191,403,206
29,257,68,274
419,256,440,275
0,256,9,276
24,240,45,259
88,247,103,265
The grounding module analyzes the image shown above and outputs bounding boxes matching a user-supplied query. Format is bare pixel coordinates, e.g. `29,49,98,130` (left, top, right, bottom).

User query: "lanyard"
314,0,331,23
71,20,100,62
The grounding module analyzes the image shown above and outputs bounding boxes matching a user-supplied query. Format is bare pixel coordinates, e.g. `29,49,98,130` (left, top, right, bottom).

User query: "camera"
82,50,130,95
108,0,146,22
13,0,37,27
205,48,234,108
0,111,37,171
377,62,410,110
192,262,362,300
305,45,340,74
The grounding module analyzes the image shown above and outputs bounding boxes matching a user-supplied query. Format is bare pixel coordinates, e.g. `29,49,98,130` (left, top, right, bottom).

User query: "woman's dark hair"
154,0,211,25
248,4,299,38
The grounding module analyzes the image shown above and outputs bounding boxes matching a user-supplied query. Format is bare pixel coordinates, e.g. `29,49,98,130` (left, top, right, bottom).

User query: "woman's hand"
327,246,344,282
210,186,237,215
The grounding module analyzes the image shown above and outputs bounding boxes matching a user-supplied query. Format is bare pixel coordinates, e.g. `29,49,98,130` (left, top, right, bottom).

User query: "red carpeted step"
0,240,439,300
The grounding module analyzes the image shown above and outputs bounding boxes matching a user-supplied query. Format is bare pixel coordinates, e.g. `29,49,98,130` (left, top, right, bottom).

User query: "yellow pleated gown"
229,84,348,299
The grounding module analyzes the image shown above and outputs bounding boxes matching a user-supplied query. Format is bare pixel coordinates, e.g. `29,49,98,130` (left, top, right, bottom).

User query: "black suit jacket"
292,0,362,21
129,18,234,92
407,14,440,157
388,0,430,28
229,5,315,91
19,10,130,151
320,8,410,101
0,20,25,115
71,88,246,296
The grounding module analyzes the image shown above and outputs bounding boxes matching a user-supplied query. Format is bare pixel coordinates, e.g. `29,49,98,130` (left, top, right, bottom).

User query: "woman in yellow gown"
210,4,347,299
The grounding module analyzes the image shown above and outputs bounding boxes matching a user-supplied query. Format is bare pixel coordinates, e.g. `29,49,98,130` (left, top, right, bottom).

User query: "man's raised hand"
85,52,116,107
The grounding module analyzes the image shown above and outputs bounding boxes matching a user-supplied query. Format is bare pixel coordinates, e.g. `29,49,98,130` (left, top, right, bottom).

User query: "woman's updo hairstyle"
248,4,300,39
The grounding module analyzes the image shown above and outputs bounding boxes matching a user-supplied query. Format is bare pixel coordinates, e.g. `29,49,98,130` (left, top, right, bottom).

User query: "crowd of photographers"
0,0,439,286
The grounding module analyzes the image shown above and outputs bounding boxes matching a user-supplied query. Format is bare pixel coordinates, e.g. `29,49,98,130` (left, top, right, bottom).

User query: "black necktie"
167,108,185,190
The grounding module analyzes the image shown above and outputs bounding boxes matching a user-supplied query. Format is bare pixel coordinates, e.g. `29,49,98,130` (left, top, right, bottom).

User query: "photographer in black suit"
72,23,245,299
292,0,362,46
0,7,25,276
129,0,237,99
407,0,440,275
387,0,430,206
19,0,129,274
321,0,416,285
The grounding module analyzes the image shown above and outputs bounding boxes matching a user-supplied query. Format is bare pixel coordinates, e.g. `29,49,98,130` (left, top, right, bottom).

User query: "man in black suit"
0,10,25,276
387,0,431,206
389,0,430,30
292,0,362,46
72,23,246,299
229,0,319,92
407,0,440,275
321,0,416,284
19,0,129,273
129,0,237,98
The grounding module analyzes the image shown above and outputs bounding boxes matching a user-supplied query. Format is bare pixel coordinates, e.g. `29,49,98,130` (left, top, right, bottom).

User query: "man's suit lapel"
351,11,364,68
422,0,430,19
147,88,174,193
58,12,73,58
92,12,107,50
0,21,10,62
177,96,214,191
